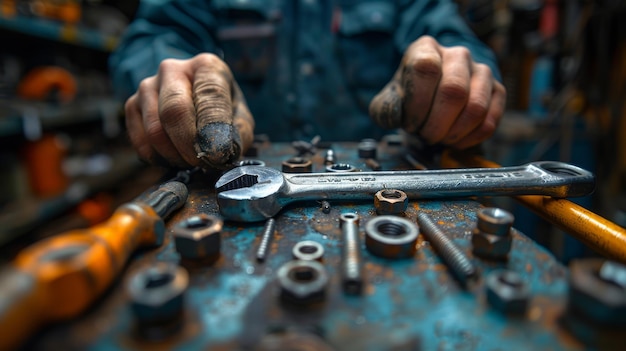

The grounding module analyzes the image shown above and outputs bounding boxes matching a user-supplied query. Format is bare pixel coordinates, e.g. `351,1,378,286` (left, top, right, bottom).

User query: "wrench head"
215,166,285,222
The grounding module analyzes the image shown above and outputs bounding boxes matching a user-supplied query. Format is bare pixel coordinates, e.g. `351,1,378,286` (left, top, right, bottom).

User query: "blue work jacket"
109,0,501,142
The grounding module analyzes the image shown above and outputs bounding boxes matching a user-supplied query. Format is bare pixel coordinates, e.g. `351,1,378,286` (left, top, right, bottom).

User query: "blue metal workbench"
26,140,587,351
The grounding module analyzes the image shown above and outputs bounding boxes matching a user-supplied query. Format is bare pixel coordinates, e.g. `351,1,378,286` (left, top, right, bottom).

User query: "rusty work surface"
29,141,585,351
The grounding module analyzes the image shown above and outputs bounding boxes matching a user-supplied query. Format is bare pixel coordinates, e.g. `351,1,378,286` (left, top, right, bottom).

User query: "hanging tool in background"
441,149,626,264
0,176,190,351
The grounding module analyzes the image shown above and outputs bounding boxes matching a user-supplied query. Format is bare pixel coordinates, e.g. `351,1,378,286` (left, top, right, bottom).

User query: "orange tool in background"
0,180,189,350
441,150,626,264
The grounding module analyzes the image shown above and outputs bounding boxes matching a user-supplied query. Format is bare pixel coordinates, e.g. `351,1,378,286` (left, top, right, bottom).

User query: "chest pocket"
212,0,278,83
337,2,398,99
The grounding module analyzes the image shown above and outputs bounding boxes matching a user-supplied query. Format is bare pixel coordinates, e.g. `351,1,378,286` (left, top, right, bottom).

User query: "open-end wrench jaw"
215,166,286,222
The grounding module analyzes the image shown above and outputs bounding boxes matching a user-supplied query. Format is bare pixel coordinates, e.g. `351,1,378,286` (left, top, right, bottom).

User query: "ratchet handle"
0,203,164,351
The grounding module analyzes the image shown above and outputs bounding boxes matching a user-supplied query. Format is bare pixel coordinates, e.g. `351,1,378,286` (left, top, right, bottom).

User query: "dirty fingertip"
195,122,242,169
369,81,403,129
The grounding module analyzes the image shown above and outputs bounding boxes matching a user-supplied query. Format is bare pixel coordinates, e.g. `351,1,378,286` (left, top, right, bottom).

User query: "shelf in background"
0,14,118,52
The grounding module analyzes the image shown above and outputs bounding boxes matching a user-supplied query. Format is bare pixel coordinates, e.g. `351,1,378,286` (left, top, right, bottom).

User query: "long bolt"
416,212,478,287
256,218,276,262
340,213,364,295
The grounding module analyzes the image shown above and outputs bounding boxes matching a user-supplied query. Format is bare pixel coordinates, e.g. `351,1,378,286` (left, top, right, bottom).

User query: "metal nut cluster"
485,270,529,315
173,213,223,260
471,207,514,260
277,260,329,306
568,259,626,326
374,189,408,215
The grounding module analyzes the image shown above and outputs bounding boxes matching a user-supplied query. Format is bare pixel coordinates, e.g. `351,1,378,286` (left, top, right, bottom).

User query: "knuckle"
410,54,442,79
137,78,154,93
439,80,469,101
464,101,489,122
449,46,471,60
145,120,168,145
158,58,181,73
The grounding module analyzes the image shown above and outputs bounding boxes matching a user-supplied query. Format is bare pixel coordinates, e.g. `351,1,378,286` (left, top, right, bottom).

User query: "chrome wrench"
215,162,595,222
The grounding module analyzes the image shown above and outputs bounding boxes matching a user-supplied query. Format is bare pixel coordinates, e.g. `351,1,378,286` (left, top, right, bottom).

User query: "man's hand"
125,53,254,169
369,36,506,149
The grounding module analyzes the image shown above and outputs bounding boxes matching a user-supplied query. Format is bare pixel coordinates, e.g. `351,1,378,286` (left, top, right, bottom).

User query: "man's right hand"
125,53,255,169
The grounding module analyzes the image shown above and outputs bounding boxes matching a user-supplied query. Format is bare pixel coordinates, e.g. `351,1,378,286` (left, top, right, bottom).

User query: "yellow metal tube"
441,150,626,264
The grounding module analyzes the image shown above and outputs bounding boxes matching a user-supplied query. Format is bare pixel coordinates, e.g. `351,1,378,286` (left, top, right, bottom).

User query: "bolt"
472,207,514,260
256,218,276,262
340,213,364,295
416,212,478,287
374,189,408,215
320,200,331,214
324,149,336,165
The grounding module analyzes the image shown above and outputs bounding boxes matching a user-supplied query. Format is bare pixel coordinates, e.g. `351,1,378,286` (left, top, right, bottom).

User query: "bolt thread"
256,218,276,262
417,213,477,286
340,215,364,294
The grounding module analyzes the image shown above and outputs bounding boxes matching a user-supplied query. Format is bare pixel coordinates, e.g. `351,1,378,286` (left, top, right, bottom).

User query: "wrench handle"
283,161,595,201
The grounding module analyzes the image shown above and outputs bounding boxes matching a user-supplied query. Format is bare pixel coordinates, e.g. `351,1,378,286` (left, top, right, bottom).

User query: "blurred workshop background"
0,0,624,263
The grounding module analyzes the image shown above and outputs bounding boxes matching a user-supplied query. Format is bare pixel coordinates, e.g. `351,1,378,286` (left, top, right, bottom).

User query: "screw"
320,200,331,214
416,212,478,287
256,218,276,262
340,213,364,295
324,149,336,165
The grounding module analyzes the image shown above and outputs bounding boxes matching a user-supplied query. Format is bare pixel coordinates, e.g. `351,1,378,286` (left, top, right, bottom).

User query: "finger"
452,81,506,149
369,70,404,129
401,36,443,133
157,59,199,166
442,63,493,145
125,93,154,163
419,46,471,144
138,76,187,166
191,54,241,169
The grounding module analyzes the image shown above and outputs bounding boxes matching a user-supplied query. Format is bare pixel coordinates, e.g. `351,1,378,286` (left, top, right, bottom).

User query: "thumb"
368,70,404,129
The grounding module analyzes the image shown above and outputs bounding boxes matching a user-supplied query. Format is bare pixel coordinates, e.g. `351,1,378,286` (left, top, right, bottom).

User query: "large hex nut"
568,259,626,326
374,189,408,215
365,216,419,259
173,214,222,260
472,207,514,260
128,263,189,339
282,157,312,173
277,260,328,306
485,270,529,315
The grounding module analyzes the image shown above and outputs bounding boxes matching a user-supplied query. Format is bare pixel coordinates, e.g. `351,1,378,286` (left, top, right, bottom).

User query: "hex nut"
472,207,514,260
127,263,189,339
326,163,357,172
485,270,529,315
282,157,312,173
277,260,328,306
374,189,408,215
472,233,512,260
358,139,378,159
173,214,222,260
292,241,324,261
237,159,266,167
365,216,419,259
568,259,626,326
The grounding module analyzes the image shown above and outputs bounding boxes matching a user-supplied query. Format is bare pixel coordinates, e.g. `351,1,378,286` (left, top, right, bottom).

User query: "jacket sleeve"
394,0,502,82
108,0,218,100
